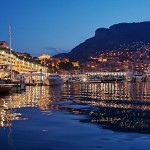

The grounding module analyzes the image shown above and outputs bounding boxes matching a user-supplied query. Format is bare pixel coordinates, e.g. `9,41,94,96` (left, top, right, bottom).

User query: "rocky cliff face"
54,21,150,61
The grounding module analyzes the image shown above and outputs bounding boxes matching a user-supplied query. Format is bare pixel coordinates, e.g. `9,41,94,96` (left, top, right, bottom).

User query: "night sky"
0,0,150,57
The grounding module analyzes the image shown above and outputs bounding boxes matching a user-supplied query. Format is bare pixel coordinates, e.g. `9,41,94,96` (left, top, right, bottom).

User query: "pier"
61,71,127,83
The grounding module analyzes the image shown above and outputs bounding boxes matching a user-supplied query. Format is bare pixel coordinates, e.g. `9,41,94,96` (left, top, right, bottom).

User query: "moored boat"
44,73,63,86
133,73,144,82
0,85,12,93
143,66,150,82
126,71,144,82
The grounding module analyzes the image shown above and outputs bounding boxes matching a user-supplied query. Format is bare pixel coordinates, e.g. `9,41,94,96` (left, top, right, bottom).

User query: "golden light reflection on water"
79,82,150,101
0,86,59,127
61,82,150,133
0,82,150,133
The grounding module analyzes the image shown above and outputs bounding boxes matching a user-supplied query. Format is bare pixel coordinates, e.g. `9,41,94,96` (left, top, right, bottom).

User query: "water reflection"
0,86,62,127
60,82,150,134
0,82,150,134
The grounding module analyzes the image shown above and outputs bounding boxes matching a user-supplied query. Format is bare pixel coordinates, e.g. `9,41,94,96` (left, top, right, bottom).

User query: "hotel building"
0,42,48,79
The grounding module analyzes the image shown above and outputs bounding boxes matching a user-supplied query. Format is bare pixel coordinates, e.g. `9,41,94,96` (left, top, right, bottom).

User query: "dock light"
82,78,87,82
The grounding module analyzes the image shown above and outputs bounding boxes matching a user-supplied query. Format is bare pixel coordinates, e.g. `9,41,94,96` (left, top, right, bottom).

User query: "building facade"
0,48,48,79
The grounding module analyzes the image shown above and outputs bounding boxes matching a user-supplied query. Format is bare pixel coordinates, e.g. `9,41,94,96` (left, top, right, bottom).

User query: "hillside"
54,21,150,61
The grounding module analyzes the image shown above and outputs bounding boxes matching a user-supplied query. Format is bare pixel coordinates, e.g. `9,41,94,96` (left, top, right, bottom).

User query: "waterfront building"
38,54,51,60
36,54,80,74
0,47,48,79
0,41,9,49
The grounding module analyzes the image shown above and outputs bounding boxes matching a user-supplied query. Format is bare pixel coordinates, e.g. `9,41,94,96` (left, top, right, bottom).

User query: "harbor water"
0,82,150,150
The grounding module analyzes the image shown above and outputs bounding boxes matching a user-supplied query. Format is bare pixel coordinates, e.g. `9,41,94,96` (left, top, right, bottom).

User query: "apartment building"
0,48,48,78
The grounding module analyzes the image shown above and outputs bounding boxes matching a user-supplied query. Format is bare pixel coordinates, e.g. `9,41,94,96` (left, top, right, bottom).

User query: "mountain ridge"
53,21,150,61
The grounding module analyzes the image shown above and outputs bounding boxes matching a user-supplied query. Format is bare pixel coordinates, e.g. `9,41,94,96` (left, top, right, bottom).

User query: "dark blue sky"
1,0,150,57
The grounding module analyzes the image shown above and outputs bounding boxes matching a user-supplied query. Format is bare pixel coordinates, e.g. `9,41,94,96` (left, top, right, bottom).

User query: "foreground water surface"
0,82,150,150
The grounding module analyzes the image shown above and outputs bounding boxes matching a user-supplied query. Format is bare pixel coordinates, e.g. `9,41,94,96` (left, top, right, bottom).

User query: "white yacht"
45,73,64,86
132,73,144,82
144,66,150,82
126,71,144,82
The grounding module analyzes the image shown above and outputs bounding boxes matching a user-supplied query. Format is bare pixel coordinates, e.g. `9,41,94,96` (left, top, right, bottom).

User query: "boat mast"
9,24,12,80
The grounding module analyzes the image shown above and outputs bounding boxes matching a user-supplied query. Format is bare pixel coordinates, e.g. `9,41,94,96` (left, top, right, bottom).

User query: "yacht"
0,79,12,93
144,66,150,82
45,73,63,86
133,73,144,82
0,85,12,93
126,71,144,82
